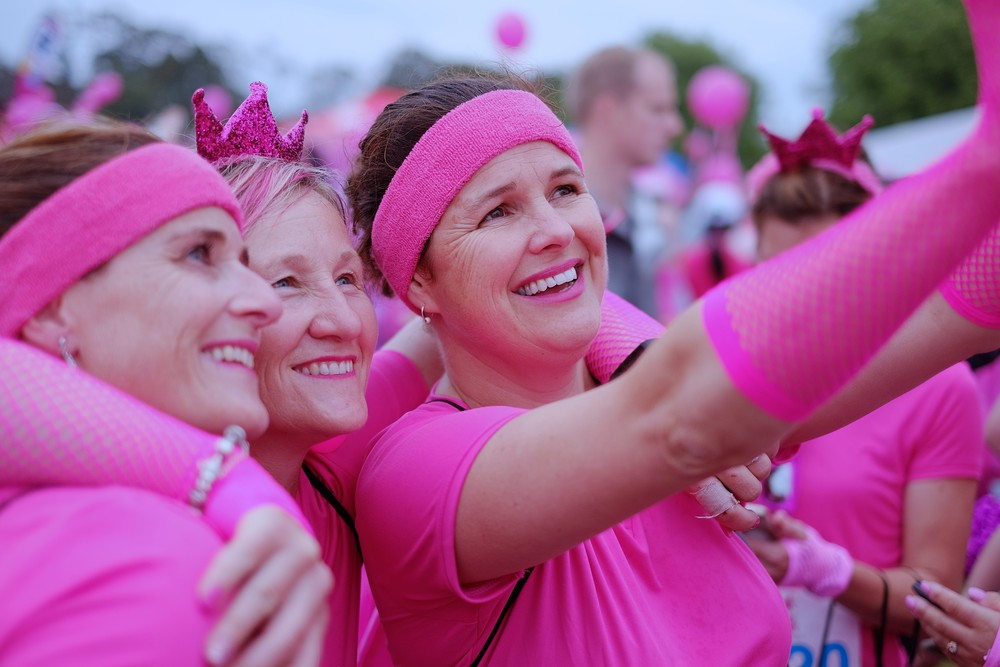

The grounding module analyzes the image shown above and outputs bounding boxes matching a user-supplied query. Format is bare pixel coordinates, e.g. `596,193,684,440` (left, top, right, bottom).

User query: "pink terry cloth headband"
371,88,583,312
0,142,243,337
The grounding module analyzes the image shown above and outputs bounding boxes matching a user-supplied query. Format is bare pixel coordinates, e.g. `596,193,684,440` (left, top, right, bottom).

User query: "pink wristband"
202,456,314,539
780,527,854,598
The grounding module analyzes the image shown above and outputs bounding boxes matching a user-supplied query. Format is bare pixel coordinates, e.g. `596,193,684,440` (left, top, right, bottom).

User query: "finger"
714,466,763,504
972,588,1000,612
746,454,773,482
924,581,1000,630
289,607,329,667
767,510,809,540
227,564,333,667
689,477,741,518
205,534,321,666
713,503,760,532
199,507,288,603
907,592,996,661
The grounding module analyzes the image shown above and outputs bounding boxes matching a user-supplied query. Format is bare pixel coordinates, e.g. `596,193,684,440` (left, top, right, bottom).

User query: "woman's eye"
554,184,578,198
187,243,212,263
481,206,506,224
272,277,293,289
336,272,360,288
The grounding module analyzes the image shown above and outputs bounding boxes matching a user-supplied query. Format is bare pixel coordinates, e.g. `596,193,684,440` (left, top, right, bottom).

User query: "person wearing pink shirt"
0,120,329,666
742,111,983,667
0,82,677,667
341,0,1000,661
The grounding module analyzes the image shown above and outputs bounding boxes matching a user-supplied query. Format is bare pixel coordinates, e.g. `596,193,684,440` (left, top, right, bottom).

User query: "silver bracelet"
189,425,250,509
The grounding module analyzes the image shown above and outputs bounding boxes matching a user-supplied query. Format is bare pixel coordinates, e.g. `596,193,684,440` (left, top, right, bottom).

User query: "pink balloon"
496,12,526,50
687,66,750,130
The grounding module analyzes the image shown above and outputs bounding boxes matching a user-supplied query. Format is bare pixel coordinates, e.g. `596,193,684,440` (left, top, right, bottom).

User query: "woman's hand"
688,452,774,531
906,581,1000,667
197,505,333,666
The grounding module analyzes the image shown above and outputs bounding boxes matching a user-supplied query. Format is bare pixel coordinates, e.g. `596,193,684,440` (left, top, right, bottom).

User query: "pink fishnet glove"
0,338,307,539
942,220,1000,327
702,0,1000,422
780,525,854,598
586,290,664,384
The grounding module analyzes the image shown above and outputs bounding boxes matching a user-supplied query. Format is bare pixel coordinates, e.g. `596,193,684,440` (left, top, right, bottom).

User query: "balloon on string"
495,12,527,50
687,66,750,130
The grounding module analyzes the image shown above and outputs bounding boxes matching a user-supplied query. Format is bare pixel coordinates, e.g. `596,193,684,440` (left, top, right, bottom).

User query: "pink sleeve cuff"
986,627,1000,667
202,457,313,539
780,527,854,598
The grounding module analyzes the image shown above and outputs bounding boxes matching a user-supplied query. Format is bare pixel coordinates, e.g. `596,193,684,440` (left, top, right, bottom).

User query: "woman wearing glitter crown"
743,110,983,667
0,120,330,666
0,81,678,667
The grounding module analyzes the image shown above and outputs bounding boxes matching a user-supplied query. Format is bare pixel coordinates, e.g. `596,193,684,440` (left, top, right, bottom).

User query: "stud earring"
58,335,78,368
420,305,432,326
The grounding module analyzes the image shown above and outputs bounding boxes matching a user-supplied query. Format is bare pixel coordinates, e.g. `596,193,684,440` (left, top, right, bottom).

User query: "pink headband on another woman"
0,142,244,337
371,89,583,312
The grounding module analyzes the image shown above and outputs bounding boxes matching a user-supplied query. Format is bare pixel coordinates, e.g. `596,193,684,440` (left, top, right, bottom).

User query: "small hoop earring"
58,335,78,368
420,305,431,326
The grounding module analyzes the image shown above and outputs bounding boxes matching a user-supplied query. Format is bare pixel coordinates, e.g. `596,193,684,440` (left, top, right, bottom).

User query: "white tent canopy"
862,106,979,181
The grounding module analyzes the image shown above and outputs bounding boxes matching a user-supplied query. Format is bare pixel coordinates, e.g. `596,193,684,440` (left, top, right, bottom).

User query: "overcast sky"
2,0,874,135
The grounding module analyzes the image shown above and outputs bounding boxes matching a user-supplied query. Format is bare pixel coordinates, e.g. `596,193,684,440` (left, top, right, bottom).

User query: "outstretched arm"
452,0,1000,583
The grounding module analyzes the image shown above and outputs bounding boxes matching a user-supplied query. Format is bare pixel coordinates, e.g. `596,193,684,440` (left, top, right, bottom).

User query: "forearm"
836,563,925,636
786,292,1000,444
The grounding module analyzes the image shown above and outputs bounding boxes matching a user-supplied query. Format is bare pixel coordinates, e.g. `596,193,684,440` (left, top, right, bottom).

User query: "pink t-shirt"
771,363,983,667
0,486,223,666
356,397,792,666
296,349,428,667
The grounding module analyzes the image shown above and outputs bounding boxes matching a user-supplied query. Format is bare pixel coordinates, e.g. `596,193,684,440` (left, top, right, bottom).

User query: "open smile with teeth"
516,266,578,296
209,345,255,369
294,360,355,376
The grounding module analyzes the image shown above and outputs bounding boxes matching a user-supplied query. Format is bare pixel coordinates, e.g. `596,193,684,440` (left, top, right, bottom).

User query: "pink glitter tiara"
747,108,882,199
761,108,873,173
193,81,308,163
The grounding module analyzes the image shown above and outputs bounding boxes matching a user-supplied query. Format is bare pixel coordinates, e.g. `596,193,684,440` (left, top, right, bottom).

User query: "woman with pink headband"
0,82,692,667
0,120,331,666
742,111,983,667
338,0,1000,662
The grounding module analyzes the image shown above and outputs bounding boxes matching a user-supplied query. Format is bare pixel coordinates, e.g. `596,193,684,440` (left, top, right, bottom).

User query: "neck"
577,133,633,214
434,337,596,410
250,431,312,495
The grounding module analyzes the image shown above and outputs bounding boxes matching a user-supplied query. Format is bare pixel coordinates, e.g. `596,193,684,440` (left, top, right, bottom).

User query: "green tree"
828,0,975,128
86,12,235,123
644,32,766,167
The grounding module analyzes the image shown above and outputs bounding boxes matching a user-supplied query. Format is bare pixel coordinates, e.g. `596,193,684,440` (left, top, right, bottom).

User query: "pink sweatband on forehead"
0,142,243,337
371,89,583,312
745,153,884,204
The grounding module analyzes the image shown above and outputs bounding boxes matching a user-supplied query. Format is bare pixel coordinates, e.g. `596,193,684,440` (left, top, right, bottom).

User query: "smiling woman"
0,119,329,667
340,2,1000,659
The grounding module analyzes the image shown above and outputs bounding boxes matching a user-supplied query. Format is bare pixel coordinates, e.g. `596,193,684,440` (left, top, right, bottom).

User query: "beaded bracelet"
189,425,250,509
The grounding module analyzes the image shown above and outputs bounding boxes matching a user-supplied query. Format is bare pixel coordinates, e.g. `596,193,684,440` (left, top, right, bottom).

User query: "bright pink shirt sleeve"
0,486,223,666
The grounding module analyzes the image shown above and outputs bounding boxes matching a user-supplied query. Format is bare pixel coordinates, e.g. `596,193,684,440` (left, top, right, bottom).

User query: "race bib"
784,588,862,667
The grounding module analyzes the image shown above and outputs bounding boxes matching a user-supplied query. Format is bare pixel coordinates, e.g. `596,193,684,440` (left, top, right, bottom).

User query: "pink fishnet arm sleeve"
701,0,1000,422
941,220,1000,327
0,338,309,538
586,290,665,384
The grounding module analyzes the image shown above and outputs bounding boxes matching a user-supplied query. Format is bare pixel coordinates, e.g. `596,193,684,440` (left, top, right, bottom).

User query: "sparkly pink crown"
193,81,308,163
761,108,873,172
747,108,882,199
